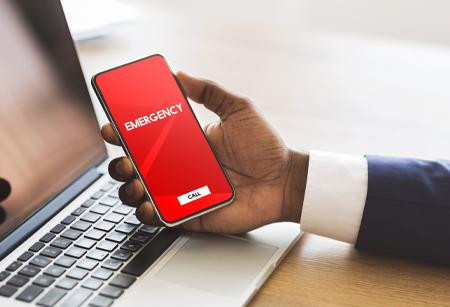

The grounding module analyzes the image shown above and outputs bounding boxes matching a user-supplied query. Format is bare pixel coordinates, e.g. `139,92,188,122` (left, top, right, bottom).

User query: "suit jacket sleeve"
355,155,450,264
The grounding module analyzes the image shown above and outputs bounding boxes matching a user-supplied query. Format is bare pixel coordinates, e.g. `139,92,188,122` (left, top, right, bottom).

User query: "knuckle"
238,96,251,104
202,81,220,103
237,97,252,108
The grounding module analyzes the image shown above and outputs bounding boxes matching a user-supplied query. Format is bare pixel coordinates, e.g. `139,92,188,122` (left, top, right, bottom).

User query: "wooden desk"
251,234,450,306
76,1,450,305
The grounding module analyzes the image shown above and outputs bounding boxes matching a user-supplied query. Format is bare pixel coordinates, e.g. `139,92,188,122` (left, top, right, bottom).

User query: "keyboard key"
40,233,56,243
33,275,55,287
91,191,105,200
0,284,18,297
65,247,87,259
105,231,126,243
122,228,180,276
7,274,29,287
81,212,101,223
124,215,141,226
113,205,133,215
130,232,151,243
50,238,72,250
99,197,118,207
91,268,113,281
18,265,41,277
115,223,136,234
55,256,76,268
96,241,117,252
104,213,123,224
87,250,108,261
139,225,159,234
89,295,113,307
0,271,10,281
109,273,136,289
81,199,96,208
16,285,43,302
90,205,110,215
82,278,103,290
101,259,123,271
44,265,66,278
85,229,105,241
60,288,93,307
71,207,86,216
61,215,76,225
77,259,98,271
121,241,141,252
75,238,96,250
29,242,45,252
67,268,89,280
109,188,119,199
36,288,67,307
94,221,115,232
30,255,51,268
99,285,123,299
40,246,63,258
50,224,66,234
56,277,78,290
18,251,34,262
6,261,22,272
101,183,114,192
61,229,82,241
111,249,132,261
71,220,92,232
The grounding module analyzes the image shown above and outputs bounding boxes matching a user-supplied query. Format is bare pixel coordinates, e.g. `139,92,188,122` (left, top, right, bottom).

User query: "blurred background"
63,0,450,159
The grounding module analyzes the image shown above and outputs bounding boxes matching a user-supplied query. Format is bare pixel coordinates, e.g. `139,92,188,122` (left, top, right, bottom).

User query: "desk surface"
251,234,450,306
76,1,450,305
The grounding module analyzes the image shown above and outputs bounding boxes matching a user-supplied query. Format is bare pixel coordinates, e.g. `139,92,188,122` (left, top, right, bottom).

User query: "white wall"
299,0,450,46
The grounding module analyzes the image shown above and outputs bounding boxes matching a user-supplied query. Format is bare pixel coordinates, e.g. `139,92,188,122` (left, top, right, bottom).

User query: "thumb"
176,71,250,120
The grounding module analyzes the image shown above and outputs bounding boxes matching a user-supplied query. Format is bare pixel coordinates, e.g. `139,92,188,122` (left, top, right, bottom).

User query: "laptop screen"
0,1,107,239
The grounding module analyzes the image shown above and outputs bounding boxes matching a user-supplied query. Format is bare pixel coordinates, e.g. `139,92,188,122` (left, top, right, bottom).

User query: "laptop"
0,1,301,306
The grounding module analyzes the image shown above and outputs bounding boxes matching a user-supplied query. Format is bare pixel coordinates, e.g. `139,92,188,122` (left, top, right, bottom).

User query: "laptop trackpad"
154,232,278,298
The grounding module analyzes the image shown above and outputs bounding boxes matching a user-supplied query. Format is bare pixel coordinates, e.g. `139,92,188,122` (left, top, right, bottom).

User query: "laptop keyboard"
0,181,181,306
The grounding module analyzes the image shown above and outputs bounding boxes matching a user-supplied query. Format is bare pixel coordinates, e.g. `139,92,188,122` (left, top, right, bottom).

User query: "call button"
177,186,211,205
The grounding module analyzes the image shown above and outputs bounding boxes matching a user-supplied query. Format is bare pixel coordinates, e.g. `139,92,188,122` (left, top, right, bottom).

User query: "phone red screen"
93,55,234,224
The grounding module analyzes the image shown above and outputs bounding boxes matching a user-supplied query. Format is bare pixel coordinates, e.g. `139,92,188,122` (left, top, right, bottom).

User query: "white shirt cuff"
300,151,368,244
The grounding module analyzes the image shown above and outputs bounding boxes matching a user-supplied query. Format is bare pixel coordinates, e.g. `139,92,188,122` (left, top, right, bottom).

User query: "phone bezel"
91,54,235,226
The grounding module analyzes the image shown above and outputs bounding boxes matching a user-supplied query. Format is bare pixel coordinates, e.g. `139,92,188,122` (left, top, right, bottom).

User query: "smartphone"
92,54,235,226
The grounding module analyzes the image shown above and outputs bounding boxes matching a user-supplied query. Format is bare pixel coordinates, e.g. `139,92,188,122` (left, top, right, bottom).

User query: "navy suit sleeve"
355,156,450,264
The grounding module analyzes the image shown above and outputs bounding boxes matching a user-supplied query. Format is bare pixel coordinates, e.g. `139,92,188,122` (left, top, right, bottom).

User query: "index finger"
101,123,121,146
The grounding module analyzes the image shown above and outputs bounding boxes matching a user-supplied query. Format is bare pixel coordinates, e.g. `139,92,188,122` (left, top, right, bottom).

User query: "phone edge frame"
91,54,235,227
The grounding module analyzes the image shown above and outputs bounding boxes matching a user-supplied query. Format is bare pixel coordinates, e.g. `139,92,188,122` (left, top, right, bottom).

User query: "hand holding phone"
92,55,234,226
98,59,307,234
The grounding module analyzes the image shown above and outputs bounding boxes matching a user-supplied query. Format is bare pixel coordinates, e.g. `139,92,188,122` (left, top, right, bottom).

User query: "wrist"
281,149,309,223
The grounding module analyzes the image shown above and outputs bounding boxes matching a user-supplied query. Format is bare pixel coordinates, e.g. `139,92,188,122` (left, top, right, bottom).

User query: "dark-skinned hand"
101,72,308,234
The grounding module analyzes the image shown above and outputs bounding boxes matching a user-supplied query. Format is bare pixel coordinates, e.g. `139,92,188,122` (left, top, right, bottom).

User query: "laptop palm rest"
154,232,278,298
